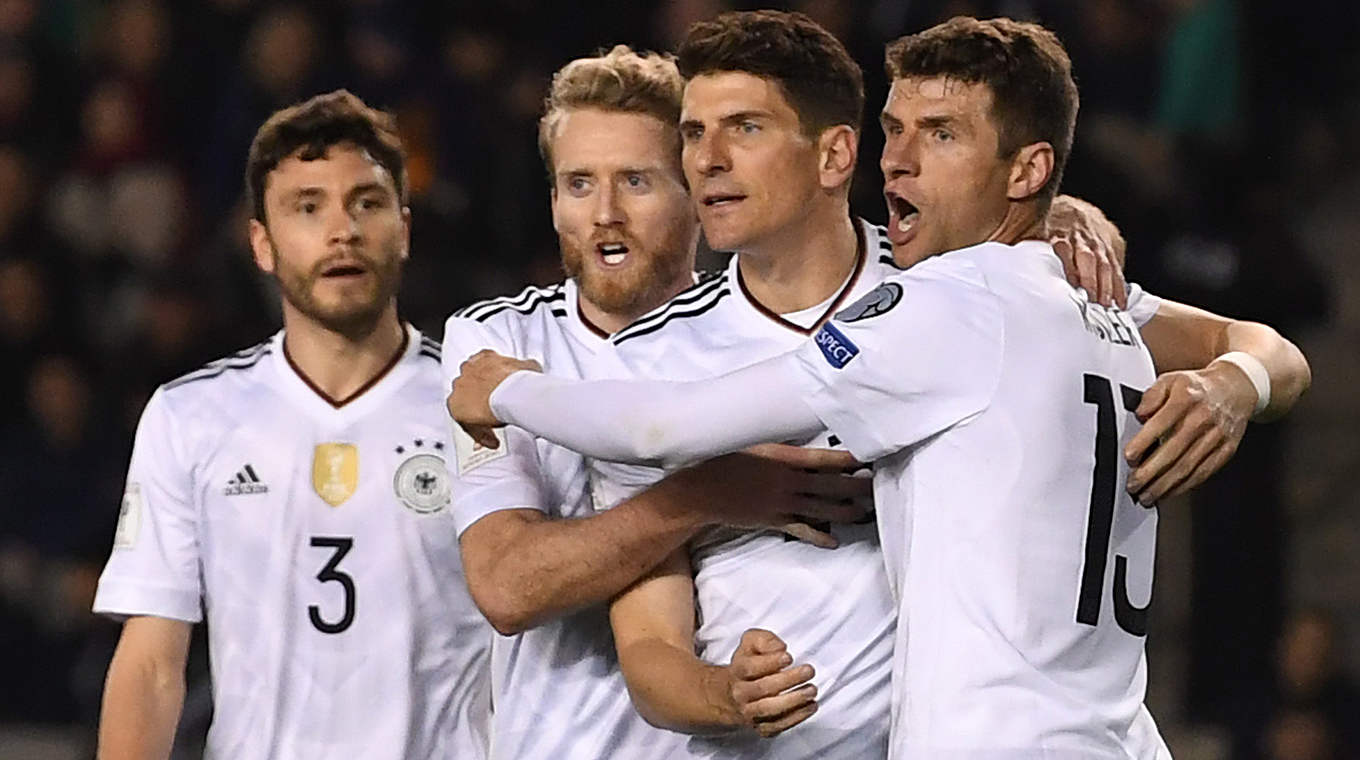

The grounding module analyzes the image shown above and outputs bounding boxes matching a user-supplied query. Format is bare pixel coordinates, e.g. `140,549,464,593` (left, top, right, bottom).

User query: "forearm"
1140,300,1311,420
466,478,706,634
1216,321,1310,420
616,638,742,735
97,647,185,760
490,353,823,467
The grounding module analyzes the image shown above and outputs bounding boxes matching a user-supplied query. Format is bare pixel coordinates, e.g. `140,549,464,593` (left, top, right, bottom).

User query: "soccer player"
440,46,870,760
93,91,491,759
448,17,1311,759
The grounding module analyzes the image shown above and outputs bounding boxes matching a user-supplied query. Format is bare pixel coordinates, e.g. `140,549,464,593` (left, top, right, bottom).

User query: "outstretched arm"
449,350,823,468
1127,299,1311,502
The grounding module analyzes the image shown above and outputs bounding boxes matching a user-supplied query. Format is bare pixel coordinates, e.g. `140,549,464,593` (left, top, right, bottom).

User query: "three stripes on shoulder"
165,340,272,389
454,284,567,322
613,270,730,345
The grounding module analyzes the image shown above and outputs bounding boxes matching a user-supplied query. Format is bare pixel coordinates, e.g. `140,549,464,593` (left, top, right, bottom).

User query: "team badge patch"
313,443,359,507
835,282,902,322
394,453,450,514
453,425,509,476
113,482,143,549
814,322,860,369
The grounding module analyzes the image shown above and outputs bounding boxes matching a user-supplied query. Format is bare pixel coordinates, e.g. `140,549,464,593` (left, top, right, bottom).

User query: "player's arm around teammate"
452,440,863,635
1046,198,1312,503
443,316,865,636
98,617,191,759
1124,299,1310,502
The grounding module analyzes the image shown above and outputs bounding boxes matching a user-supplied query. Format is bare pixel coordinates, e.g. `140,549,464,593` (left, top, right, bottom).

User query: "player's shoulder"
149,337,277,432
612,268,731,347
450,282,568,326
444,281,573,360
161,336,275,399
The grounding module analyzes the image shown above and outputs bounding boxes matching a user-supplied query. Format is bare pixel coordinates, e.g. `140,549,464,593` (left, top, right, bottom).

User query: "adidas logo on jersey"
223,464,269,496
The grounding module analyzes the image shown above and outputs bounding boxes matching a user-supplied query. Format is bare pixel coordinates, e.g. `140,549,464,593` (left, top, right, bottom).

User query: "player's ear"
248,217,275,274
1007,142,1054,202
817,125,858,192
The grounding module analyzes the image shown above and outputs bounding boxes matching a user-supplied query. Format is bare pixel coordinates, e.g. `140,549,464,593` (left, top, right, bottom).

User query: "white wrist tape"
1215,351,1271,417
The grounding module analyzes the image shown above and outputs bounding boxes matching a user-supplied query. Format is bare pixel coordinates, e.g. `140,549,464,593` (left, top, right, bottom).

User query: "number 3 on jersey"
1077,374,1152,637
309,536,356,634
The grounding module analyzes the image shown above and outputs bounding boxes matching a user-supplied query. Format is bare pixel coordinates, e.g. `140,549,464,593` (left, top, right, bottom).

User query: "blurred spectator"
0,355,122,723
1229,609,1360,759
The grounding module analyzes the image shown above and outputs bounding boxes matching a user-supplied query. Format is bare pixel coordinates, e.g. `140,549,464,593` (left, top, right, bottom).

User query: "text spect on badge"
453,425,509,475
815,322,860,369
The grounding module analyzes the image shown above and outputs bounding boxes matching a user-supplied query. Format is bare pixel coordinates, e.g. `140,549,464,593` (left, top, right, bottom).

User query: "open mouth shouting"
596,241,630,268
885,190,921,246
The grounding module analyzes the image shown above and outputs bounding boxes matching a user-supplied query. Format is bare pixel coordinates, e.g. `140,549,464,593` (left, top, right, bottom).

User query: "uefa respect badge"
814,322,859,369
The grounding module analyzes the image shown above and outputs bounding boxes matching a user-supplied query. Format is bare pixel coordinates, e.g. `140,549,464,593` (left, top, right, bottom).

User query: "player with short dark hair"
94,90,492,760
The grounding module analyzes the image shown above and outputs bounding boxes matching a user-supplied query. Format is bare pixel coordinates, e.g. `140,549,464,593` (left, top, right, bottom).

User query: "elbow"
469,585,538,636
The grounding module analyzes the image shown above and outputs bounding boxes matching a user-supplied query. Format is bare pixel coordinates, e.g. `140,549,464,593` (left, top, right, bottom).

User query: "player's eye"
737,120,760,135
299,201,318,214
933,128,953,142
623,173,648,190
566,176,590,194
356,196,385,211
680,125,703,142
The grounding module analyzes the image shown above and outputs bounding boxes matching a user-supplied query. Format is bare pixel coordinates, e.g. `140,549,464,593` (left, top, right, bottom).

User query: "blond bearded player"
93,91,491,759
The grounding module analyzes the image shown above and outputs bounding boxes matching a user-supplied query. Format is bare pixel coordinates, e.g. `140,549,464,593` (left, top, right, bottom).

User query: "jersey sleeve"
93,388,203,623
791,262,1005,462
1123,282,1163,327
442,315,548,535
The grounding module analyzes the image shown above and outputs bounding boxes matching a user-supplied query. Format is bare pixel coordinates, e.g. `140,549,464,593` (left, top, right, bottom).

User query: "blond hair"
538,45,684,179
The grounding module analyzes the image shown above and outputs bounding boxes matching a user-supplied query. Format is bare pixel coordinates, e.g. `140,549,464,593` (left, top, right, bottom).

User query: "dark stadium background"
0,0,1354,758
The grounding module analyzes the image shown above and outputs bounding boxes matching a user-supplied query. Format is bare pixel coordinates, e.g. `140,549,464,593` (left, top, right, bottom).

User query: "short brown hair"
245,89,407,223
538,45,684,179
677,10,864,136
885,17,1078,207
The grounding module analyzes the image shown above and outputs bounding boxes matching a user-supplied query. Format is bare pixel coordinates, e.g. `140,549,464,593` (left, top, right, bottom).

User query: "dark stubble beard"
271,240,404,340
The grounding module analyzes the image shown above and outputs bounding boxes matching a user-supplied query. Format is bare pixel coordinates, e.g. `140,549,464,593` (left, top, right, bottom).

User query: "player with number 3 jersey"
93,92,491,760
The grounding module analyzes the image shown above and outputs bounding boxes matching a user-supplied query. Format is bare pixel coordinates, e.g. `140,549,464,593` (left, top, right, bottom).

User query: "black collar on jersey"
735,219,867,335
283,325,410,409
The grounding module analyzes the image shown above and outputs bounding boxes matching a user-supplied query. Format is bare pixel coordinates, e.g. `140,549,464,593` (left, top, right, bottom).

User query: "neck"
281,303,406,401
578,276,694,336
737,201,858,315
988,199,1045,246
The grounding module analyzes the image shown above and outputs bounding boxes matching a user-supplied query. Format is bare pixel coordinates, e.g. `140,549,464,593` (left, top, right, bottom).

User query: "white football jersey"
442,279,691,760
592,219,898,759
793,240,1170,759
93,326,491,760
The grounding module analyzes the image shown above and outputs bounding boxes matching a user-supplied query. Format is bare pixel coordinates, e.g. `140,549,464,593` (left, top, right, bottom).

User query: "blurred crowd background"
0,0,1355,758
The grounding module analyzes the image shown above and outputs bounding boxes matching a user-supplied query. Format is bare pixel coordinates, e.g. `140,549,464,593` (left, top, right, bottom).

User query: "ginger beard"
558,218,694,319
268,236,404,338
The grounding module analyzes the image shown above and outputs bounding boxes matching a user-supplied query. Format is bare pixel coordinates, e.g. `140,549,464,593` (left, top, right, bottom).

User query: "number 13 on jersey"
1077,373,1153,637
